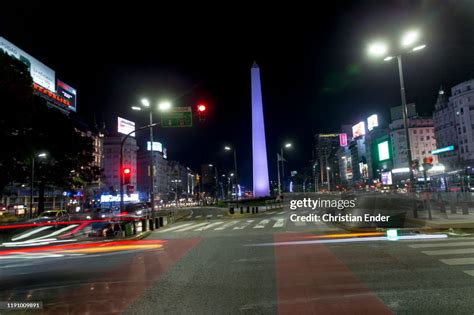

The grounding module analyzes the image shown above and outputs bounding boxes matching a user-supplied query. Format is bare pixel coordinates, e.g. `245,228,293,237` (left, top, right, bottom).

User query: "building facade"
102,135,138,191
314,133,340,189
451,79,474,165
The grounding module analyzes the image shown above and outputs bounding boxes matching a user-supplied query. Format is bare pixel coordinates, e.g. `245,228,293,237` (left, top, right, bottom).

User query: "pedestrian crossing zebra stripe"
463,270,474,277
157,223,194,232
175,222,209,232
195,221,224,231
409,241,474,249
422,248,474,256
234,220,254,230
214,221,239,230
440,257,474,265
254,219,271,229
273,219,285,228
194,215,202,219
206,215,213,218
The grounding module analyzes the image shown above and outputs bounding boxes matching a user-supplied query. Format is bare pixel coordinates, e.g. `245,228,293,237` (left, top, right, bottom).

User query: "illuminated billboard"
352,121,366,139
431,145,455,155
381,171,393,185
378,141,390,161
118,117,135,137
147,141,163,152
56,80,77,112
367,114,379,131
0,36,55,92
339,133,348,147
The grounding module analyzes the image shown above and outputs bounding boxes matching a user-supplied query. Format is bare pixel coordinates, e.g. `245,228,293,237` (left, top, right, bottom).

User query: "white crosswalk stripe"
215,221,239,230
206,214,213,219
175,222,208,232
409,241,474,248
234,220,254,230
277,211,287,215
254,219,271,229
217,214,223,218
463,270,474,276
273,219,285,228
194,215,202,219
157,223,194,232
440,258,474,265
194,221,224,231
422,248,474,256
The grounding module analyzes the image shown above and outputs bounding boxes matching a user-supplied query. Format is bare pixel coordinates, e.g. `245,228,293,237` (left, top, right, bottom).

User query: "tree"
0,50,101,210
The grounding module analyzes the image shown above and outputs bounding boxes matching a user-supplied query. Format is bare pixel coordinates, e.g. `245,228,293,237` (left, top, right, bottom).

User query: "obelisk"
251,62,270,197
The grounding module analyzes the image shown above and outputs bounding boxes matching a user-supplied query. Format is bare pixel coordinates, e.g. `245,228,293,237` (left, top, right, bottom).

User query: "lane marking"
463,270,474,277
422,248,474,256
157,223,194,232
194,221,224,231
277,211,287,215
174,223,208,232
440,258,474,265
234,220,255,230
206,215,213,219
217,214,223,217
215,221,239,230
273,219,285,228
194,215,202,219
254,219,271,229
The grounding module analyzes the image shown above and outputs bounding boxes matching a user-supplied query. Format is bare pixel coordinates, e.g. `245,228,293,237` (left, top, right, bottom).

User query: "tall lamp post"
224,146,239,199
277,143,292,195
367,30,426,190
30,152,47,218
131,99,172,214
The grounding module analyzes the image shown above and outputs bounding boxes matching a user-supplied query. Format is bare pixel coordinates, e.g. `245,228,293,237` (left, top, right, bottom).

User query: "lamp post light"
326,166,331,191
131,98,172,215
224,146,239,200
30,152,47,218
367,30,426,190
277,143,292,196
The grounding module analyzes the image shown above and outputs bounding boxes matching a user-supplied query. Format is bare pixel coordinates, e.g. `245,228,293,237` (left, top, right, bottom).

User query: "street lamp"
30,152,47,218
131,98,172,215
367,30,426,190
224,145,239,200
326,166,331,191
277,142,292,196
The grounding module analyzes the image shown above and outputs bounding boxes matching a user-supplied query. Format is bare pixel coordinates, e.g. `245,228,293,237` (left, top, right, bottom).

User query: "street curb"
128,230,152,240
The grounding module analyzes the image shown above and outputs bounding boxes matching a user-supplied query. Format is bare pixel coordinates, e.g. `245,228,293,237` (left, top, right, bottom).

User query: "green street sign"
161,107,193,128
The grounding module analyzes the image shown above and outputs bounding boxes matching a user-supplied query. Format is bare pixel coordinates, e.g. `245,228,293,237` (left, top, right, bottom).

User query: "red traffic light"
123,167,131,175
197,104,207,112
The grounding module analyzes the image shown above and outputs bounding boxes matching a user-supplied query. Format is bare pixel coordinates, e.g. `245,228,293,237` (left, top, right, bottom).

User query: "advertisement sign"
117,117,135,137
367,114,379,131
147,141,163,152
56,80,77,112
431,145,455,155
0,37,55,92
339,133,348,147
378,141,390,161
352,121,366,139
100,193,139,203
381,171,393,185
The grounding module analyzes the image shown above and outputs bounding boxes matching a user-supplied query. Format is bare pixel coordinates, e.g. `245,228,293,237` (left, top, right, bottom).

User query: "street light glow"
131,106,142,111
224,146,231,151
158,101,172,111
401,30,419,47
141,98,150,107
209,164,213,167
230,173,234,177
412,44,426,51
284,143,292,148
368,42,388,57
383,56,394,61
38,153,47,158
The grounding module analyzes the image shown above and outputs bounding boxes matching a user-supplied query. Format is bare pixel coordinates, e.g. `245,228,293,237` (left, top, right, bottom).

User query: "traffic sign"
161,107,193,128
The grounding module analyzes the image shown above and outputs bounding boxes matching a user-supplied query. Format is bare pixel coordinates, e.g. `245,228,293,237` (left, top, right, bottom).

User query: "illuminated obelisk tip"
251,61,270,197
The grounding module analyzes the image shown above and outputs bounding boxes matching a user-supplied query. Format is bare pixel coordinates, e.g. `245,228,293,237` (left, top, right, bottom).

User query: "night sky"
1,1,473,189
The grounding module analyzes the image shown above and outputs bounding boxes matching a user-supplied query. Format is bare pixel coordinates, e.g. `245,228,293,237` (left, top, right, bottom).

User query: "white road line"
206,214,213,219
265,211,276,215
157,223,194,232
409,241,474,248
277,211,287,215
234,220,255,230
215,221,239,230
440,258,474,265
194,221,224,231
273,219,285,228
422,248,474,256
175,222,209,232
194,215,202,219
11,226,54,241
254,219,271,229
463,270,474,277
217,214,223,217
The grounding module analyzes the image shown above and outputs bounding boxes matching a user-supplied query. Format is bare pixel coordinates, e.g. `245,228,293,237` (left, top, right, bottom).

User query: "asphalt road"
1,207,474,314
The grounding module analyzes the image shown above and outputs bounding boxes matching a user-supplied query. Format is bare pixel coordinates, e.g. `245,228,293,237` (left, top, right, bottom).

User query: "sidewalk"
406,210,474,229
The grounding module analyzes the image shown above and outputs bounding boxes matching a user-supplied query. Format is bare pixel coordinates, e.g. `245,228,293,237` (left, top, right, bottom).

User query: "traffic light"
423,156,434,171
197,103,207,122
123,167,132,185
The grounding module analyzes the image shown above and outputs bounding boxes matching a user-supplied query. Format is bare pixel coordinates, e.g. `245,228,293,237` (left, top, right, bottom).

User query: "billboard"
352,121,366,139
339,133,348,147
117,117,135,137
378,141,390,161
381,171,393,185
367,114,379,131
56,80,77,112
147,141,163,152
0,37,55,92
431,145,455,155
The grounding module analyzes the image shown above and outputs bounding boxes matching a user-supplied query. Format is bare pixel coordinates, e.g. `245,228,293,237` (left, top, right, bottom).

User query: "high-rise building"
103,135,138,191
314,133,340,189
136,149,169,201
433,86,459,169
450,79,474,165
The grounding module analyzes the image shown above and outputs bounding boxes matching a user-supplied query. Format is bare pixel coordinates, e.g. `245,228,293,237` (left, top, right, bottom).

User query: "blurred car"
119,203,152,218
33,210,69,223
98,207,120,219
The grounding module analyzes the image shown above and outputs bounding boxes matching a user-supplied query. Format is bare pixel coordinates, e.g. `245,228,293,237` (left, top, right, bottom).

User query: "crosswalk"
190,211,290,220
158,217,333,233
408,239,474,277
